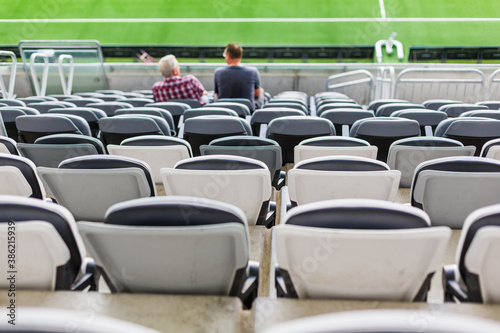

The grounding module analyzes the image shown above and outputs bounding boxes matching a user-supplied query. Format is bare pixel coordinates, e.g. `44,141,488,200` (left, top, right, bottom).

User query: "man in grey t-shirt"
214,43,263,109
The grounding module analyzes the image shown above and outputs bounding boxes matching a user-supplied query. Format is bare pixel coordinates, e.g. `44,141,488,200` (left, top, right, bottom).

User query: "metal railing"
0,51,17,99
326,70,375,105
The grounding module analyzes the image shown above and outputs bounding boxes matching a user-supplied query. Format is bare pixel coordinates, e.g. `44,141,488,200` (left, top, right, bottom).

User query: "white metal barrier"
326,70,375,105
393,68,486,103
58,54,74,96
29,52,49,97
0,51,17,99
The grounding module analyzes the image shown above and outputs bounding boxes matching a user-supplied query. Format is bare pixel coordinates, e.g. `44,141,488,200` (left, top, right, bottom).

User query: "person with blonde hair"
152,54,208,104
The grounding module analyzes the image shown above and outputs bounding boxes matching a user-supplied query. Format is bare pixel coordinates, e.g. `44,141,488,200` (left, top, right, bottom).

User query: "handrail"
29,52,49,97
0,51,17,99
58,54,74,96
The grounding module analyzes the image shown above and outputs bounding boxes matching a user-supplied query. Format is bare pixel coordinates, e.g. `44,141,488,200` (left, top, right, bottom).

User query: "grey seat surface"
205,102,251,117
320,109,374,136
411,156,500,228
267,116,335,164
250,108,306,136
99,115,170,146
216,98,253,112
15,114,91,143
114,107,176,135
350,117,421,162
375,103,425,117
27,101,77,113
391,109,448,136
0,107,41,140
438,103,488,117
86,102,134,116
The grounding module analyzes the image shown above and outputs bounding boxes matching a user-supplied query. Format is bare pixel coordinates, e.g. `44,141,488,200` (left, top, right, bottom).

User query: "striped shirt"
152,75,206,104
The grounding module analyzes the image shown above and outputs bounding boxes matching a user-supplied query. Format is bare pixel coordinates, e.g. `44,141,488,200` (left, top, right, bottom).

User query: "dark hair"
225,43,243,59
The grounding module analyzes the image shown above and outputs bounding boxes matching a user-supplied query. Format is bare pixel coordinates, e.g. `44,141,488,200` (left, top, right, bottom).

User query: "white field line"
0,18,500,23
379,0,387,20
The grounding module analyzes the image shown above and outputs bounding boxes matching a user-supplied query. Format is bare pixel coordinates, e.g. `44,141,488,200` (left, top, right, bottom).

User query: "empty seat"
0,153,46,199
0,136,18,155
47,107,107,137
422,99,462,111
387,137,475,187
216,97,253,112
411,156,500,228
17,133,105,167
0,99,26,107
63,97,105,107
114,107,176,136
145,101,190,128
477,101,500,110
0,195,95,290
267,116,335,165
166,98,202,108
435,117,500,156
350,117,421,162
182,107,239,122
443,203,500,303
206,102,251,117
0,106,40,140
367,99,408,113
99,115,171,147
161,155,274,226
274,199,450,301
200,135,284,189
183,115,252,156
480,138,500,158
391,109,448,136
263,102,308,114
120,97,154,107
460,110,500,120
320,109,374,136
287,156,400,206
294,136,377,163
86,101,134,117
27,101,77,113
77,196,258,307
107,135,192,184
316,103,363,117
250,108,306,137
38,155,156,221
375,103,425,117
438,103,488,117
16,114,92,143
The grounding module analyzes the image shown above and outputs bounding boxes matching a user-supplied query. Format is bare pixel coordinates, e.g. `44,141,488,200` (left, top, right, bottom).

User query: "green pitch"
1,0,500,58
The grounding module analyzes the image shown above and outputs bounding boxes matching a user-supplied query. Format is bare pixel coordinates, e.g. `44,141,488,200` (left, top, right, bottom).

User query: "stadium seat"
316,103,363,116
16,114,92,143
199,135,284,189
98,114,171,147
0,99,26,107
480,138,500,158
0,106,40,140
107,135,192,184
145,101,190,128
350,117,421,162
120,97,155,107
422,99,462,111
205,102,251,117
320,109,374,136
0,136,19,155
267,116,335,164
250,108,306,137
63,97,105,107
0,153,46,199
0,196,96,291
182,107,239,122
387,137,476,188
161,155,274,227
17,133,105,167
391,109,448,136
216,98,254,112
411,156,500,228
77,196,259,308
86,101,134,117
443,203,500,303
286,156,400,206
438,103,488,117
183,115,252,156
38,155,156,221
274,199,450,301
476,101,500,110
263,102,308,114
367,99,408,113
26,101,77,113
375,103,425,117
114,107,176,136
460,110,500,120
294,136,377,163
166,98,202,108
47,107,107,137
434,117,500,155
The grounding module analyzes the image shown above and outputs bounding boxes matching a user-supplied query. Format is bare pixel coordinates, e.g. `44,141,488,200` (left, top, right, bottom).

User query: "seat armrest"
239,261,259,309
71,258,99,291
265,201,276,228
443,264,468,302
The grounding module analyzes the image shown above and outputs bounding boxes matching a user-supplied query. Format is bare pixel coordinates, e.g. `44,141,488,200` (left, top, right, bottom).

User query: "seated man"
214,43,264,109
152,54,208,105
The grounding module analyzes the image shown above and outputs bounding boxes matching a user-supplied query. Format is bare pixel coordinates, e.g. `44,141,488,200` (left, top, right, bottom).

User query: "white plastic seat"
287,155,400,206
161,155,273,226
294,136,377,163
274,199,450,301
